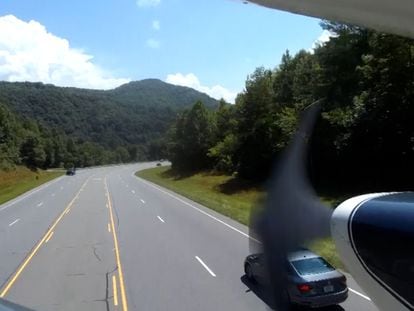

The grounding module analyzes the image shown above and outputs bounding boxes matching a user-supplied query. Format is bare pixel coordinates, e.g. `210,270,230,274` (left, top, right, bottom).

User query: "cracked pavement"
4,171,119,311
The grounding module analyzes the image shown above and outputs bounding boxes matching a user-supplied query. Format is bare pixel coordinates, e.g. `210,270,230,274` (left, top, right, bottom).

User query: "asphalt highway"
0,163,379,311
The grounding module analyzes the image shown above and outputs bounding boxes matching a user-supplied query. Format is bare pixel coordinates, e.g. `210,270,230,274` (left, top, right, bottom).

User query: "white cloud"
146,38,160,49
166,73,238,103
0,15,130,89
136,0,160,7
311,30,336,51
152,20,160,31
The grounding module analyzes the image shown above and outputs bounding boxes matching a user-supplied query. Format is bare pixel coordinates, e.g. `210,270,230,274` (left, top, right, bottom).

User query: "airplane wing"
247,0,414,38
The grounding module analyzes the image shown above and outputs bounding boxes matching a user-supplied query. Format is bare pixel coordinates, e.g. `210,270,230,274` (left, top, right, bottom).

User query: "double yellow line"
0,176,128,311
105,177,129,311
0,178,90,298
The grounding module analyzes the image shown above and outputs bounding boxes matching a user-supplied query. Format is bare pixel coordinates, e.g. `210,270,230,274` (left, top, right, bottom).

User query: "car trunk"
301,272,347,296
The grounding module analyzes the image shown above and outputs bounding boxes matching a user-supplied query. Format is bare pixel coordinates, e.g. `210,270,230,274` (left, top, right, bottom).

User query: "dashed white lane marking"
157,216,165,223
136,177,260,243
131,190,135,194
140,199,145,204
0,176,63,212
37,202,43,207
9,219,20,227
349,288,371,301
195,256,216,277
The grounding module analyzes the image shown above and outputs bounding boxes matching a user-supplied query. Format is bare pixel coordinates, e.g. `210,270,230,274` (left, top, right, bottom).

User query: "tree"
346,32,414,187
147,140,167,161
51,132,66,167
168,101,216,171
0,104,21,169
20,134,46,168
115,146,130,163
207,100,238,172
215,99,236,140
233,67,280,179
43,138,55,169
208,134,238,173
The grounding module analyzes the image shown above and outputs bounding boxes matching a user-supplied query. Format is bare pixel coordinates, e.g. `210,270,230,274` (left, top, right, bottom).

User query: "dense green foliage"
110,79,217,108
168,22,414,192
0,103,116,169
167,101,218,171
0,79,217,170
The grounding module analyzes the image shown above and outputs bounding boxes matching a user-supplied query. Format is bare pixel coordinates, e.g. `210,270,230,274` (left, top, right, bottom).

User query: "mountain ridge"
108,78,218,108
0,79,219,152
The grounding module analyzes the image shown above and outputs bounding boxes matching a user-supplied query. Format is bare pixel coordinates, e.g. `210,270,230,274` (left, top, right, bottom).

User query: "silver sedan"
244,249,348,308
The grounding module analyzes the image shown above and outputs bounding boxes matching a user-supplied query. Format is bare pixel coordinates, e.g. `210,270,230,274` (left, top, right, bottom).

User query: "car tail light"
297,284,312,293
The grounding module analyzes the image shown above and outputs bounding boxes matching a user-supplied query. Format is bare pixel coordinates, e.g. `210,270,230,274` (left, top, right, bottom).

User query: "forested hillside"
110,79,217,108
2,20,413,193
167,22,414,192
0,79,218,170
0,79,217,148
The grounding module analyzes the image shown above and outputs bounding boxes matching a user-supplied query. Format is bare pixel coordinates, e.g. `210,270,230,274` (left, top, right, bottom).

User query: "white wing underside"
248,0,414,38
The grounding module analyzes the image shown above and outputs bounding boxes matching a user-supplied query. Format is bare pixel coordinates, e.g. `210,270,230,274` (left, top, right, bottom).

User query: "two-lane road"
0,163,379,310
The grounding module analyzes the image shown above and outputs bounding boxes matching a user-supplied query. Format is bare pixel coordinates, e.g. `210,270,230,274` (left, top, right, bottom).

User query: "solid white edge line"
195,256,216,277
157,216,165,223
0,176,64,212
135,176,261,244
349,288,372,301
8,219,20,227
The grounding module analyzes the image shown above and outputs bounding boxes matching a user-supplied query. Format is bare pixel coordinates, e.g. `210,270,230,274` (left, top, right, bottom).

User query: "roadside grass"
0,166,64,205
136,166,344,269
308,238,344,270
137,166,263,225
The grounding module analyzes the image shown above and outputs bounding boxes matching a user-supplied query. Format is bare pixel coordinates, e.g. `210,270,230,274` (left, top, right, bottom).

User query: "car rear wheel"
245,263,256,282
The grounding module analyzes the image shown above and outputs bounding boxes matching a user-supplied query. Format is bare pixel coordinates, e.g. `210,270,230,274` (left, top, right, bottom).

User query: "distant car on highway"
66,168,76,176
244,249,348,308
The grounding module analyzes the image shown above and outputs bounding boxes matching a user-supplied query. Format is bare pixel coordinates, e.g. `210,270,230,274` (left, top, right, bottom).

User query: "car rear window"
291,257,335,276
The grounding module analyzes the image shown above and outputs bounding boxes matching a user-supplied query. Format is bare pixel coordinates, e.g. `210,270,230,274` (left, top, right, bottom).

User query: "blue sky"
0,0,326,102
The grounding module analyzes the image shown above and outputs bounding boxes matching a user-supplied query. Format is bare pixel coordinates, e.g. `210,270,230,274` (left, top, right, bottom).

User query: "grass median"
136,165,344,269
0,166,64,205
